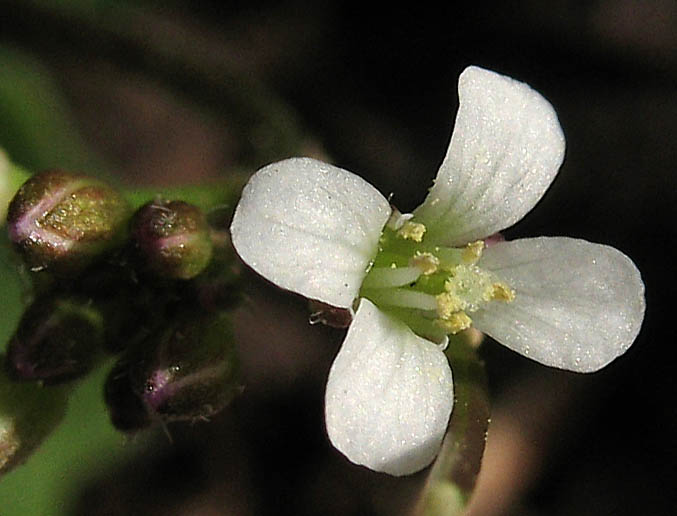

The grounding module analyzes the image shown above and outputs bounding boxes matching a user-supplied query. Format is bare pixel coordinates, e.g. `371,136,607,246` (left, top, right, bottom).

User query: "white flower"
229,66,645,476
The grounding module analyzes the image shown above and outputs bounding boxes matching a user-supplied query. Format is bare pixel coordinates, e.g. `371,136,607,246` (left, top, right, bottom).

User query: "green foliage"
0,48,110,175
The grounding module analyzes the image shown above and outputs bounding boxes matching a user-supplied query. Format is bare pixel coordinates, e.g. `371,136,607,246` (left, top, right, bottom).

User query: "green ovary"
360,221,514,343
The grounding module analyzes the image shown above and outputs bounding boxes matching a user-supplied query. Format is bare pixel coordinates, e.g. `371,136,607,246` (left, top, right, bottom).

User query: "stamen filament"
362,266,422,289
363,288,438,311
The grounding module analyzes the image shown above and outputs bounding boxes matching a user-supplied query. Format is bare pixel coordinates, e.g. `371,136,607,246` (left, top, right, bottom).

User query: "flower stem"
122,173,249,214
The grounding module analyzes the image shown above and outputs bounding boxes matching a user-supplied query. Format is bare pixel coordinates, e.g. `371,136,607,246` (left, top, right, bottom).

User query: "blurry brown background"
1,1,675,515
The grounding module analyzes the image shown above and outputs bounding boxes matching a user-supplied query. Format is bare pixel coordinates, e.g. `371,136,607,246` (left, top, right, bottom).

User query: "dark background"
1,1,675,514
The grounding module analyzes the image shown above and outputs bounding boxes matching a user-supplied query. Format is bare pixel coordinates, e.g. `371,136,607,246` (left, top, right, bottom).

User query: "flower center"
359,213,515,344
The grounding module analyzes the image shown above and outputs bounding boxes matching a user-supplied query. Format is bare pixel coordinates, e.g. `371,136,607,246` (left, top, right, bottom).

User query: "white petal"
325,298,454,475
472,237,645,372
230,158,391,308
414,66,565,245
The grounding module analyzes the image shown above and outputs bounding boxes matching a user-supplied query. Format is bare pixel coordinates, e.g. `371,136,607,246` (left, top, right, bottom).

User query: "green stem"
122,173,249,213
417,333,490,515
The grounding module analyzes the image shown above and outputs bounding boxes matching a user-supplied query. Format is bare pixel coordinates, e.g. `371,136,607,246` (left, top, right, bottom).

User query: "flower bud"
71,263,167,354
131,200,213,280
104,359,152,433
7,170,130,275
5,295,104,384
113,311,240,428
1,361,68,476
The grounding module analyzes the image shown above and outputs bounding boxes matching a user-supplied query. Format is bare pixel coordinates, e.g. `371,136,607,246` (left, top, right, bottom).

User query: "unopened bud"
1,362,68,477
104,359,152,433
120,311,240,427
7,170,130,274
131,200,213,280
5,295,104,384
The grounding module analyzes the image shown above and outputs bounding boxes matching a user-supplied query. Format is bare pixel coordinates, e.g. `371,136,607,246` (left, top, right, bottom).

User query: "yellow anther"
410,251,439,275
462,240,485,264
491,282,515,302
435,312,473,334
397,221,426,242
436,291,464,319
440,263,515,312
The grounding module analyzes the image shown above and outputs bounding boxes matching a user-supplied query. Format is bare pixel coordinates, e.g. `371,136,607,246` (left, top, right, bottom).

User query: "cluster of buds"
1,169,242,469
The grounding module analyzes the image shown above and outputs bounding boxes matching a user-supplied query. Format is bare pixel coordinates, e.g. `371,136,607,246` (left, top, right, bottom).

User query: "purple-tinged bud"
5,295,104,384
1,360,68,476
131,200,213,280
104,359,152,433
7,170,130,275
129,311,240,425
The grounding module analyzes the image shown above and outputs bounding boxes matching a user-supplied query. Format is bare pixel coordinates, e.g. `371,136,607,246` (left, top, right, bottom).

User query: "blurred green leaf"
2,1,305,169
0,46,110,175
